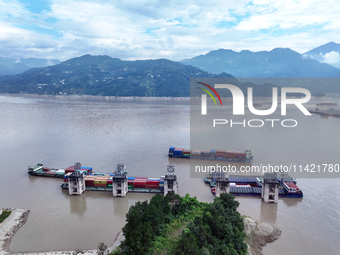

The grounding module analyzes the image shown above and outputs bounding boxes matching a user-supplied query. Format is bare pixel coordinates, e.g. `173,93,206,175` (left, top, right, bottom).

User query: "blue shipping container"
174,149,184,155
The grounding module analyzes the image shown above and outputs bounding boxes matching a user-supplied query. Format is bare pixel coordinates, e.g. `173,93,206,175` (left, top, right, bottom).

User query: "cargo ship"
205,173,303,198
28,163,166,193
28,162,302,199
61,173,165,193
61,174,166,193
28,163,93,178
168,147,253,162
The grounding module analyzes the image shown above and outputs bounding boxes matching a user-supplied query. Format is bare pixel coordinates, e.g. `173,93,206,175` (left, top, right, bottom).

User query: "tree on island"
118,193,247,255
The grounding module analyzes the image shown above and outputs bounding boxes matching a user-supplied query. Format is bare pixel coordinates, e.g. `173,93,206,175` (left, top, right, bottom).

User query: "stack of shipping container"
63,171,164,191
169,147,247,160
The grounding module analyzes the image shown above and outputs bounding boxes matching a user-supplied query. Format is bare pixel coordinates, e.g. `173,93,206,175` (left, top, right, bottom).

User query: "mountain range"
0,54,233,97
181,46,340,78
0,42,340,96
0,57,61,76
303,42,340,68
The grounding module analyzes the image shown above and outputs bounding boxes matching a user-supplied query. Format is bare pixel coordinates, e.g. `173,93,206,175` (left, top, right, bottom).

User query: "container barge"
205,174,303,198
28,163,93,178
28,163,166,193
168,147,253,162
28,162,302,199
60,174,165,193
62,172,166,193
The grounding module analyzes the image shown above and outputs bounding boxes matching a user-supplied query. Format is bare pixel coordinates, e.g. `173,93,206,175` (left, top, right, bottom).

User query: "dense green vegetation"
0,54,337,96
0,209,11,223
0,55,233,97
97,243,109,255
113,193,247,255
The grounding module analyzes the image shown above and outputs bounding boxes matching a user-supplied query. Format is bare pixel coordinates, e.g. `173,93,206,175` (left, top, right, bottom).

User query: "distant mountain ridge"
0,57,61,76
1,43,340,97
181,47,340,78
303,42,340,68
0,54,234,97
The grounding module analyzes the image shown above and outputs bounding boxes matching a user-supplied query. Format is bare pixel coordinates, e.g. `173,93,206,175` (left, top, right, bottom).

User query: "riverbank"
0,93,191,102
244,216,281,255
0,207,124,255
0,208,30,255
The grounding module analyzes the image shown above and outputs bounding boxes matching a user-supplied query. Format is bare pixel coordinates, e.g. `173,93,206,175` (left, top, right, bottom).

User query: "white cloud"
304,50,340,68
0,21,59,59
0,0,28,17
0,0,340,61
236,0,340,31
323,51,340,64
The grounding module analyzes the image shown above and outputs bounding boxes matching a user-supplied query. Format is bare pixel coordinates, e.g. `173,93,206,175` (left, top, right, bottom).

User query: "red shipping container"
235,153,246,157
147,185,159,189
94,183,107,187
107,179,113,185
147,180,159,185
133,179,147,189
85,180,95,187
216,150,226,157
225,151,236,158
65,169,76,175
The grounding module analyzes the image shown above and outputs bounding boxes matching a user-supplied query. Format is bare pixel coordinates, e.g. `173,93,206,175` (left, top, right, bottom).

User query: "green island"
0,209,11,224
110,193,247,255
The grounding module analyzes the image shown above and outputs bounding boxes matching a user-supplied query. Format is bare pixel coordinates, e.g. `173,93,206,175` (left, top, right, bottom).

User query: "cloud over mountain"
1,0,340,61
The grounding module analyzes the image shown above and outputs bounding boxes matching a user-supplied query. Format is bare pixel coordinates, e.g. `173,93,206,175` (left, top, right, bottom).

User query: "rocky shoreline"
244,216,281,255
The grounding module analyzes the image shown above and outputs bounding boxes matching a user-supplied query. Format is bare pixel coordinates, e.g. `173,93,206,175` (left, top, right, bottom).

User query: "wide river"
0,95,339,254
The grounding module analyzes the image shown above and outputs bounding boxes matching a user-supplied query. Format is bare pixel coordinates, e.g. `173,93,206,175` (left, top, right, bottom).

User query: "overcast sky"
1,0,340,61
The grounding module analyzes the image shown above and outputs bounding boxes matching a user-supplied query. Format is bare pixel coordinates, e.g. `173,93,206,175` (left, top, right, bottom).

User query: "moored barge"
168,147,253,162
205,173,303,198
